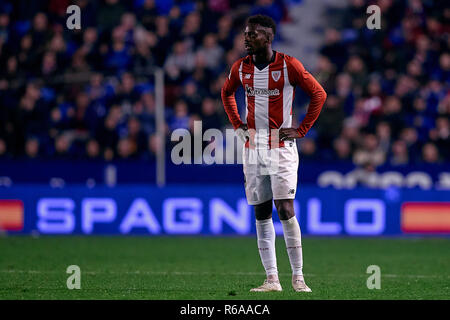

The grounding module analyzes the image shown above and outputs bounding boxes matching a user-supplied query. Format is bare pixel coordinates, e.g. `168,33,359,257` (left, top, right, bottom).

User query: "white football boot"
292,279,312,292
250,279,282,292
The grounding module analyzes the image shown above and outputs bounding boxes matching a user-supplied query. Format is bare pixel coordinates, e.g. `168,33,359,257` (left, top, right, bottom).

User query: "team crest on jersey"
271,71,281,82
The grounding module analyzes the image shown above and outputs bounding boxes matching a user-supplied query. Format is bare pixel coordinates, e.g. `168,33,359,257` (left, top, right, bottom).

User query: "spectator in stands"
340,120,360,150
53,134,72,159
0,12,10,45
375,122,392,154
316,95,345,150
133,92,157,135
126,116,148,154
250,0,283,25
117,137,136,159
30,12,52,53
68,50,89,74
389,140,409,166
85,139,101,160
133,27,156,72
0,0,447,171
299,138,318,161
371,96,405,137
138,0,158,31
179,11,203,50
429,116,450,160
85,72,112,106
72,92,92,132
320,29,347,70
335,73,354,115
315,56,336,95
201,97,223,131
152,16,173,66
104,26,133,73
4,56,21,82
96,105,121,159
407,97,435,141
114,72,141,113
120,12,137,47
345,55,367,91
180,80,203,115
164,40,196,73
216,14,234,51
400,127,421,163
421,142,441,164
40,51,57,80
196,33,224,72
169,100,190,132
0,138,7,158
142,133,161,161
79,27,101,67
333,137,352,163
353,133,386,167
98,0,126,32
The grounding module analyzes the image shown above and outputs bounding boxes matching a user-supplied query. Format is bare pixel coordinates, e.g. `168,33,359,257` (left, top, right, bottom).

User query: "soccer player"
221,14,327,292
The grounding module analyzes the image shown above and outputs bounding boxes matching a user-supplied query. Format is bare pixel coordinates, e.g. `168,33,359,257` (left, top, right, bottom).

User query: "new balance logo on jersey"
245,84,280,97
245,73,251,79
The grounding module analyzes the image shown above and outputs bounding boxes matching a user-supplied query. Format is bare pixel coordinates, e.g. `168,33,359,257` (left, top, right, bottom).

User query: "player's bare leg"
275,199,312,292
250,199,282,292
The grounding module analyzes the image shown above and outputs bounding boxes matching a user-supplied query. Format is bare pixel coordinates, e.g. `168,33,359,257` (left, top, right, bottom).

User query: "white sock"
281,216,304,279
255,218,278,278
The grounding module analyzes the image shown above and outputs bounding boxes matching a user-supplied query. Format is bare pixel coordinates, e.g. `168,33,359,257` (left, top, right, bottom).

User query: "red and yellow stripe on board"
0,200,24,231
401,202,450,234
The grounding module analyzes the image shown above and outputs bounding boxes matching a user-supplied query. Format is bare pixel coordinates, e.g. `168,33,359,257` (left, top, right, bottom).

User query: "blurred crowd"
0,0,291,161
307,0,449,167
0,0,448,167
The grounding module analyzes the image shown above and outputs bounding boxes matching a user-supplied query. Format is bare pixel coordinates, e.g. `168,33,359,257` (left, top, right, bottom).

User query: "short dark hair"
247,14,276,35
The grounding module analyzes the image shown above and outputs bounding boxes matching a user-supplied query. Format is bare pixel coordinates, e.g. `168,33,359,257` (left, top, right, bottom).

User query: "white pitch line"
0,270,448,278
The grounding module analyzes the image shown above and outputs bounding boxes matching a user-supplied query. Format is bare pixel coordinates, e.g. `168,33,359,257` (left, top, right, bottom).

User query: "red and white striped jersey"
221,51,327,148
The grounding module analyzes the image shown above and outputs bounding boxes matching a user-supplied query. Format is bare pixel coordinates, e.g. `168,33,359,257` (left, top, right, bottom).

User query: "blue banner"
0,185,449,236
1,160,449,188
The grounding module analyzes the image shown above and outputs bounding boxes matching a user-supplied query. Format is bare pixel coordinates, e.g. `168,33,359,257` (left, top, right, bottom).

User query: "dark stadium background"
0,0,449,300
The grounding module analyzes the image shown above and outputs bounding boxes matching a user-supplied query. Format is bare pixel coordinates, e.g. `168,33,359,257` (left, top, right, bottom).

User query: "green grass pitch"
0,236,449,299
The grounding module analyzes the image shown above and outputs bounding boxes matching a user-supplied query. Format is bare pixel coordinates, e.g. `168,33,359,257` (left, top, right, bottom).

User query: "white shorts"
243,141,299,205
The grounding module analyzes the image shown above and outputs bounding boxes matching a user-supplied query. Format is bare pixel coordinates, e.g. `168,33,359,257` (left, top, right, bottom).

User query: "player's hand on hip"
279,128,301,141
235,124,249,143
238,124,248,131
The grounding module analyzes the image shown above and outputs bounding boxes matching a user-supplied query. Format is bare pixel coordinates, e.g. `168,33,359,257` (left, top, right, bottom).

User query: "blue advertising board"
1,160,449,187
0,185,449,236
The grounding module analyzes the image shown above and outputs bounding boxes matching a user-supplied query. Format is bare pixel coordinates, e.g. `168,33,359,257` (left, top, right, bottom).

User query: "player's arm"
279,56,327,141
221,60,245,130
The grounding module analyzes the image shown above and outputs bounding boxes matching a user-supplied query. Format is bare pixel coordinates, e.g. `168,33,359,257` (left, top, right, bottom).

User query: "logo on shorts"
288,189,295,195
